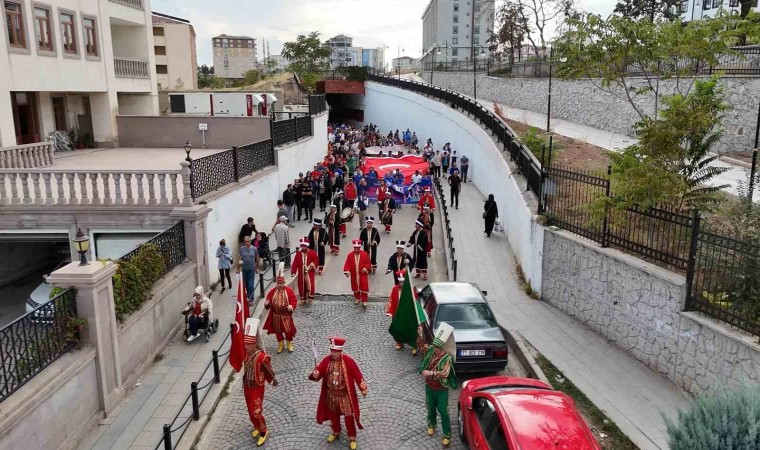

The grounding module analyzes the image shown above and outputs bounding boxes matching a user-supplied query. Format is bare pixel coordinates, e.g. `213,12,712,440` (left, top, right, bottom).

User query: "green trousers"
425,385,451,438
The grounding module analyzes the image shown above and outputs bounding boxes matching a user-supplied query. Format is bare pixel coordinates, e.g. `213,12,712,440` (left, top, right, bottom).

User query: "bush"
112,243,166,322
666,383,760,450
520,128,560,164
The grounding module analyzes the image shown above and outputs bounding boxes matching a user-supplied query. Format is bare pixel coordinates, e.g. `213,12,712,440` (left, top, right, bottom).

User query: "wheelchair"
182,303,219,343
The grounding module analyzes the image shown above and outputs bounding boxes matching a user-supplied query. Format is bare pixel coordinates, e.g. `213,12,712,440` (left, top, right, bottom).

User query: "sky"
151,0,617,67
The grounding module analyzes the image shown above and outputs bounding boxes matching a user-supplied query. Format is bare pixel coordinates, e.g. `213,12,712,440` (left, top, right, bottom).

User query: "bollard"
212,350,220,384
453,260,458,281
259,273,265,298
162,424,172,450
191,382,200,420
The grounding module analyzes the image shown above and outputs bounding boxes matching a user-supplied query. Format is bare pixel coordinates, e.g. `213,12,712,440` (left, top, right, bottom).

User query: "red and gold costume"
263,265,298,351
417,190,436,211
343,241,371,305
308,337,368,448
291,239,318,304
241,318,277,445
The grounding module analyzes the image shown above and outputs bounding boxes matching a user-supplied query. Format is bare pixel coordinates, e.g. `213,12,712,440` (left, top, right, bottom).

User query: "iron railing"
367,73,543,205
190,141,274,199
0,288,78,403
434,178,458,282
236,140,276,179
309,93,327,115
121,221,186,276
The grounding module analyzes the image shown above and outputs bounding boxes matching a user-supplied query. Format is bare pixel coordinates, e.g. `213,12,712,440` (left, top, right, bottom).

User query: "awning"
264,93,277,103
247,94,264,105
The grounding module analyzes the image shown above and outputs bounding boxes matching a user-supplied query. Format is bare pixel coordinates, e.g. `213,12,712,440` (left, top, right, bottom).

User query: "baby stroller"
182,297,219,343
257,232,273,272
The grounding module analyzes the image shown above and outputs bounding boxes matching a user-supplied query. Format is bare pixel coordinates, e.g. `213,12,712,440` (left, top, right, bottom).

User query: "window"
704,0,711,9
453,25,458,34
59,11,76,54
154,45,166,55
453,15,458,23
156,64,167,74
452,36,458,45
474,36,479,45
452,48,458,56
152,26,163,36
474,25,480,34
453,3,459,11
476,398,498,439
5,1,27,49
487,422,508,449
33,6,53,52
82,16,97,57
475,0,481,12
712,0,721,7
681,0,690,11
223,54,229,70
729,0,738,6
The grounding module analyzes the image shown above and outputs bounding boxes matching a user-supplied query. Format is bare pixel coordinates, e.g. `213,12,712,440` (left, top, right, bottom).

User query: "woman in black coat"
483,194,499,238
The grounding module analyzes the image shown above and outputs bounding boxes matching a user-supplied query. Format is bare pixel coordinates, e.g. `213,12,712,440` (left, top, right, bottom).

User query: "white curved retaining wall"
364,81,544,292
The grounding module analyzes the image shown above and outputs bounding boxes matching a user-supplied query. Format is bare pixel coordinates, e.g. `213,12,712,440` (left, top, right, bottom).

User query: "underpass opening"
325,93,364,126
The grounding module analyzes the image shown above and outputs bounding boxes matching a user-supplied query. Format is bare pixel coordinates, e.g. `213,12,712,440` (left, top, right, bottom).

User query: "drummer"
332,190,349,239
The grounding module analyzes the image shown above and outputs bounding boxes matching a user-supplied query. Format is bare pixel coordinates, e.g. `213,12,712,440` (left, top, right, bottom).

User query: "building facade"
680,0,756,21
421,0,495,63
0,0,159,147
152,12,197,90
269,54,291,71
212,34,257,79
362,47,386,71
392,56,418,72
326,34,385,70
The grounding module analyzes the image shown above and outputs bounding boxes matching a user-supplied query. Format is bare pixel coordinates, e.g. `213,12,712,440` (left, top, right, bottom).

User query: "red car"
457,376,601,450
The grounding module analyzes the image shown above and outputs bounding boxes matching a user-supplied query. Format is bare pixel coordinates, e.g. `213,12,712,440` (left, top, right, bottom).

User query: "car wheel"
458,405,467,444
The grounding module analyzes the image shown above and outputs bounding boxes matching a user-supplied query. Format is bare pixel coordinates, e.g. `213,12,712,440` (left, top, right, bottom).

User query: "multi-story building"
680,0,755,21
151,11,197,90
327,35,385,70
421,0,495,63
0,0,159,147
392,56,419,72
269,54,291,71
362,47,386,72
212,34,257,79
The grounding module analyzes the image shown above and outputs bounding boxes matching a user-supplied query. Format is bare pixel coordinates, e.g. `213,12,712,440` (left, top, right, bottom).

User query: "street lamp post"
546,47,567,133
473,45,486,100
397,45,404,78
431,41,448,85
73,228,90,266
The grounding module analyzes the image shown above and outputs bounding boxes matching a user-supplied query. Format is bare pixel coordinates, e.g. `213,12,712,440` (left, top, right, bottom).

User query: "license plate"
460,349,486,357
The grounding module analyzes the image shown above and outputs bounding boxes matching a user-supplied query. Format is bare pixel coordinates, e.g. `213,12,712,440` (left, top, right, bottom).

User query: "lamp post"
397,45,404,78
73,228,90,266
431,41,448,85
546,47,567,133
473,45,486,100
184,141,192,162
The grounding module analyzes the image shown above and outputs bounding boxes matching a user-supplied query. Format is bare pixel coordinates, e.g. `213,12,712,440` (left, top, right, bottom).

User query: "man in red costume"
343,240,371,307
263,263,298,353
291,237,318,305
242,318,278,446
308,337,369,450
417,187,436,212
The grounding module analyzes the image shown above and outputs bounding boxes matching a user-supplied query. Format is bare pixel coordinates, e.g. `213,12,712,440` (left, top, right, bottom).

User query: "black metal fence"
367,74,543,206
434,178,458,281
0,288,78,403
121,221,187,277
309,93,327,115
544,164,760,338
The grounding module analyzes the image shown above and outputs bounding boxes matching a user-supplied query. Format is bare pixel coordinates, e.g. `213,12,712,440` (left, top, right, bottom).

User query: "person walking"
359,218,381,273
343,240,371,307
273,216,291,269
302,179,314,222
356,193,369,230
441,152,450,179
459,154,470,183
419,322,457,447
432,151,442,178
294,179,304,222
216,239,233,293
291,238,318,305
241,318,278,446
483,194,499,238
263,263,297,354
308,337,368,450
238,217,257,245
386,242,413,286
283,185,296,227
325,205,341,255
272,200,288,232
408,220,429,280
448,170,462,209
239,236,260,301
308,219,329,274
319,175,331,212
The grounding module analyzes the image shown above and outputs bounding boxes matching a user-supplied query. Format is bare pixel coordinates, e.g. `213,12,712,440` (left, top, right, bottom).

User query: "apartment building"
212,34,257,80
680,0,755,20
362,47,385,72
421,0,495,63
0,0,159,147
152,11,197,90
326,34,385,70
392,56,419,72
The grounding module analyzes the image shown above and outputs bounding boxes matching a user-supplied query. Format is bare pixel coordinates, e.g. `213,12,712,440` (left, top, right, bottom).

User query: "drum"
341,207,355,222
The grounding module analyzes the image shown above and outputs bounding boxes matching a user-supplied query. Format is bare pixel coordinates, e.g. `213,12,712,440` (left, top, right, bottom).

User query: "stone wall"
542,229,760,395
422,71,760,154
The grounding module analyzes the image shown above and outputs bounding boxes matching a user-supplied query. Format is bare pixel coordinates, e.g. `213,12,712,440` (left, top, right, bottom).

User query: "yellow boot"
349,440,357,450
287,341,294,352
427,427,434,436
277,341,284,354
411,348,417,356
251,429,260,439
256,430,269,446
327,433,338,443
442,437,451,447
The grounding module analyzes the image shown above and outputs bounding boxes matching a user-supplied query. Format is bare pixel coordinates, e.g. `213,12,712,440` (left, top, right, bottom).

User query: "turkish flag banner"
362,154,429,184
229,275,248,372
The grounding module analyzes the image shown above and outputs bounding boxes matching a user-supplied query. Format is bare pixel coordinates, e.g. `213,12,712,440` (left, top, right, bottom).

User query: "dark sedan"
417,282,508,373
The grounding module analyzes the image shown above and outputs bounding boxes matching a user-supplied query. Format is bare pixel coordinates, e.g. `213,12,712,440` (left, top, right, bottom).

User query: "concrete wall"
116,115,271,148
542,230,760,396
117,262,196,382
364,81,544,292
0,349,100,450
422,72,760,154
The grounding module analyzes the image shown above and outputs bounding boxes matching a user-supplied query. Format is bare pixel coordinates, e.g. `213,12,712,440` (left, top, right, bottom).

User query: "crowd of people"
183,121,500,448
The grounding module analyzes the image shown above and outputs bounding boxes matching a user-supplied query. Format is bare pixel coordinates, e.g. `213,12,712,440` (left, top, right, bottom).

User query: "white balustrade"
114,57,150,78
109,0,143,9
0,143,55,168
0,169,185,207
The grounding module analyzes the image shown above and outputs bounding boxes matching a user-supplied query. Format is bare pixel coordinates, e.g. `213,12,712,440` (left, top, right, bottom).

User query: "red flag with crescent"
229,274,248,372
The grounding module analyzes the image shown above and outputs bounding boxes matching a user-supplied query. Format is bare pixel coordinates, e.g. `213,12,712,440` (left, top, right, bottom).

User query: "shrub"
666,383,760,450
520,128,561,164
112,243,166,322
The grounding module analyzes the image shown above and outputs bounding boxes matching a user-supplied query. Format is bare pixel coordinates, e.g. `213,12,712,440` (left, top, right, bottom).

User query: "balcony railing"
0,142,54,168
109,0,143,9
114,57,149,79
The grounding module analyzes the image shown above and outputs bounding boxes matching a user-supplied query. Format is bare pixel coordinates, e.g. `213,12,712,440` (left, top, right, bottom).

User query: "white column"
37,92,56,139
0,77,16,146
90,91,119,147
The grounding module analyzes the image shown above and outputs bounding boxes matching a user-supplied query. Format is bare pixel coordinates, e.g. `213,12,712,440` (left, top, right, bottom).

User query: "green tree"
490,1,527,64
282,32,331,74
198,74,224,89
242,69,262,85
666,383,760,450
613,0,681,21
197,64,212,76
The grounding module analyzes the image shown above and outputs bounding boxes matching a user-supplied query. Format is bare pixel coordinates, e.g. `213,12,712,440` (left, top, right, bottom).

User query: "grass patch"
514,261,539,299
536,354,639,449
219,372,235,399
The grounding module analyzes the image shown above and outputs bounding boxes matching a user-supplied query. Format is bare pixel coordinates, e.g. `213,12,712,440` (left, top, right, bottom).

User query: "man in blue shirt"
240,236,260,300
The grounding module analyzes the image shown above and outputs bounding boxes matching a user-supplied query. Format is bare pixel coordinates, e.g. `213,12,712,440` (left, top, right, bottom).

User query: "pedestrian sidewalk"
445,182,689,450
76,219,315,450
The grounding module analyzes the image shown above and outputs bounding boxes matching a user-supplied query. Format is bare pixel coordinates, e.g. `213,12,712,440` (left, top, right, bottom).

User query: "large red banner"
362,154,429,184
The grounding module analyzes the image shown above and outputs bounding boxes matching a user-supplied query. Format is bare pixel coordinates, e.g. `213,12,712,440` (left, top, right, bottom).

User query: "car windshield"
435,303,497,330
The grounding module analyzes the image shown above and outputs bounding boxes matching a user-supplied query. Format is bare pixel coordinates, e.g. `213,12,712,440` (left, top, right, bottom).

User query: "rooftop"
213,34,255,40
151,11,190,24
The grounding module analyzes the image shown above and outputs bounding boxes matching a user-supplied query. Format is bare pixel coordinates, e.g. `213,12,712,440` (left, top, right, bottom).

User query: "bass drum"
340,207,355,222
